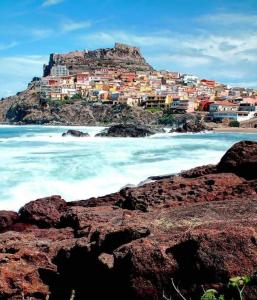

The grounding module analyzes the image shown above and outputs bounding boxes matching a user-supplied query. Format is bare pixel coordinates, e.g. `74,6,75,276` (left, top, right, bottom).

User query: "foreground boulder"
62,130,89,137
96,124,156,137
218,140,257,180
0,141,257,299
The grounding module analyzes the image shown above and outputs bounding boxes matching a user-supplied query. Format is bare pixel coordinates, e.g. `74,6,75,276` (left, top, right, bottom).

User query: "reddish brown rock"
111,198,257,300
0,228,75,299
218,140,257,179
116,173,256,211
0,211,19,233
181,164,217,178
19,195,67,228
67,192,123,208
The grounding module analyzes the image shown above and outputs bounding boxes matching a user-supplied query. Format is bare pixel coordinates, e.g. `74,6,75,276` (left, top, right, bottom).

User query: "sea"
1,125,257,211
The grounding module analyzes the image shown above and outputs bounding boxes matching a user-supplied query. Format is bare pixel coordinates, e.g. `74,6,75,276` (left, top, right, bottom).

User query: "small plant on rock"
201,289,224,300
164,275,252,300
229,276,251,300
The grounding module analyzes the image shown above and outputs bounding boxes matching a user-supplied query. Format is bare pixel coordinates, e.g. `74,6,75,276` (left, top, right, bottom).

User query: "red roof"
212,101,238,107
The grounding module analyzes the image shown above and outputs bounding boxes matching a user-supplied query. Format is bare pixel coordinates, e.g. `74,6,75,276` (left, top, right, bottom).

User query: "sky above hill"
0,0,257,97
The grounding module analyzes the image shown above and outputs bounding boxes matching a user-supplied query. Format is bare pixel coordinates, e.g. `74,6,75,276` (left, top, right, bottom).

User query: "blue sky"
0,0,257,97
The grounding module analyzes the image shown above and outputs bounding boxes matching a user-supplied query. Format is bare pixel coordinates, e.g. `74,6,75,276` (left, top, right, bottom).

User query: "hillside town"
30,63,257,124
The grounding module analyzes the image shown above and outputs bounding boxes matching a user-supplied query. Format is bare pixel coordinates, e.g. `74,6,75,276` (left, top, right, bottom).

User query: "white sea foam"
0,125,257,210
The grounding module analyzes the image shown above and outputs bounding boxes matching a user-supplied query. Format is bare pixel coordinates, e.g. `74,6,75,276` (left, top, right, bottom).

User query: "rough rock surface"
96,123,156,137
218,140,257,180
43,43,153,76
0,211,19,233
62,130,89,137
0,141,257,299
19,195,67,228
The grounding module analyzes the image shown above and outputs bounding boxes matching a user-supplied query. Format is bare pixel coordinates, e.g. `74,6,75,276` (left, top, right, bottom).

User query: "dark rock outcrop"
0,211,19,233
96,123,156,137
0,141,257,299
43,43,153,76
62,130,89,137
218,140,257,180
170,120,211,133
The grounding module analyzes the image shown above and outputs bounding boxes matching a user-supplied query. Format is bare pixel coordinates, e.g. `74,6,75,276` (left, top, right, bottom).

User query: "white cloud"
0,41,18,51
30,28,53,39
81,31,174,47
150,54,212,67
197,13,257,25
42,0,64,7
61,20,91,33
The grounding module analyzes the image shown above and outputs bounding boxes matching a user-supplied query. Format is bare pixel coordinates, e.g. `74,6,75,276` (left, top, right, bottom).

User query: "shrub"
229,120,240,127
201,289,224,300
158,110,176,125
71,93,82,100
145,108,163,113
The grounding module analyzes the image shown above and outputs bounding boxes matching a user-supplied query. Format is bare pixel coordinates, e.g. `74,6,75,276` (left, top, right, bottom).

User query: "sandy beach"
214,127,257,133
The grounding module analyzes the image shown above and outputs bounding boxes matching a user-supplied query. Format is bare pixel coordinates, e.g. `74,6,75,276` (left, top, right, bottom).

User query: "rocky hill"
43,43,154,76
0,141,257,299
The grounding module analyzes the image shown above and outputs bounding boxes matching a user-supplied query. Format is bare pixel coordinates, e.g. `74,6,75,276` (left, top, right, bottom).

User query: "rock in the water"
170,120,210,133
218,140,257,179
62,130,89,137
19,195,67,228
96,123,155,137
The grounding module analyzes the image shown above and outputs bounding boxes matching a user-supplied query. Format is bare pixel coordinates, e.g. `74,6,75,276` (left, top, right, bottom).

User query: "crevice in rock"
98,228,150,254
39,227,150,299
0,247,19,254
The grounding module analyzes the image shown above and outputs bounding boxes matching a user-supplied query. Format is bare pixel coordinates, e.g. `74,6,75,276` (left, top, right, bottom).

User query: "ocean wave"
1,125,257,210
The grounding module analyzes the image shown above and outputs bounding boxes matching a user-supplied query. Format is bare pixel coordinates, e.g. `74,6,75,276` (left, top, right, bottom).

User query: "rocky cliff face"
0,81,161,125
0,141,257,299
4,100,161,126
0,88,37,123
43,43,154,76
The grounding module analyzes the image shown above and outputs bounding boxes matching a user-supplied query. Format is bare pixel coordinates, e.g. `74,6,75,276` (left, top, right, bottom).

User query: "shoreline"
213,127,257,133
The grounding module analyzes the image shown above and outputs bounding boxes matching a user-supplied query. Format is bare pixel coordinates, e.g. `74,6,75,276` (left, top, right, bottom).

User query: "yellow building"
165,95,173,105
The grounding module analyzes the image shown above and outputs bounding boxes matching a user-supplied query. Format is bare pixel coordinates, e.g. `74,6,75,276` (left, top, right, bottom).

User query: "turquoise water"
1,125,257,210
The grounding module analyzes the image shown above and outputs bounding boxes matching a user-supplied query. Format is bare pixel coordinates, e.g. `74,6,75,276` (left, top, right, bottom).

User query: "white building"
209,101,257,122
211,111,256,122
182,74,199,86
61,88,77,98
